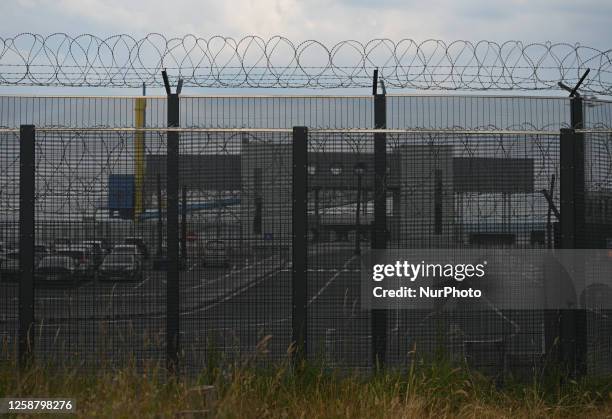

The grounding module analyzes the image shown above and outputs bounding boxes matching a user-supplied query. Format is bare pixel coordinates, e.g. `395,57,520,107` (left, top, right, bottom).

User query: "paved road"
0,243,371,369
1,244,553,373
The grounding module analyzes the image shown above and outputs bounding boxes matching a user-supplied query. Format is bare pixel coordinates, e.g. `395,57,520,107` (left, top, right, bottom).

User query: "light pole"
330,163,342,242
308,164,319,242
353,162,366,255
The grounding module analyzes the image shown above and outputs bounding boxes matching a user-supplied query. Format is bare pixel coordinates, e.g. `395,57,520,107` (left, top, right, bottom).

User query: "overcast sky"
1,0,610,95
4,0,610,45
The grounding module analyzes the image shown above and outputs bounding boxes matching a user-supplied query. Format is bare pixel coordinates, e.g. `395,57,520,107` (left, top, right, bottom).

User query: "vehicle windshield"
38,256,73,268
104,254,134,264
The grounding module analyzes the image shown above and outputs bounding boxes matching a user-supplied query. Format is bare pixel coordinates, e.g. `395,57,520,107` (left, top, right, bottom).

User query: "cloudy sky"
4,0,610,45
1,0,610,95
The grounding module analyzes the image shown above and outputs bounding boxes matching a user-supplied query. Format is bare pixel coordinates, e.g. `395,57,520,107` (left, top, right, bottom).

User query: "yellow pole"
134,97,146,221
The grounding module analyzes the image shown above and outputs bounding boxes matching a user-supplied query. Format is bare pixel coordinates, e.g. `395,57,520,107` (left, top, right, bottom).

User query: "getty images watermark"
371,260,487,299
361,249,612,310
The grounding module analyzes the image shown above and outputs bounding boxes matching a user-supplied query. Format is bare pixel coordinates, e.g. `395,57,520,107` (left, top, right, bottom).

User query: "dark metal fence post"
181,186,187,261
292,126,308,364
372,89,387,368
570,96,583,130
559,125,587,377
19,124,35,370
157,174,163,258
166,93,180,373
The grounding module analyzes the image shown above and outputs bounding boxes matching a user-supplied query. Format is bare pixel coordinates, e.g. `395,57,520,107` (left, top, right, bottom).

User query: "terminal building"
141,137,555,250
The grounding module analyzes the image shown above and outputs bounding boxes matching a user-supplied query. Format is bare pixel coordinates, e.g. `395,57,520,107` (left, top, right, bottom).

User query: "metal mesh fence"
305,131,560,375
581,128,612,374
1,94,612,378
0,129,19,362
0,94,577,130
584,99,612,129
31,130,167,369
387,131,557,376
178,130,293,370
387,95,570,130
306,131,374,368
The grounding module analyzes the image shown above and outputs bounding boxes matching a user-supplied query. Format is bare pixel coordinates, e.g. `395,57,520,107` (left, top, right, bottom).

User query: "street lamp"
308,164,320,242
353,162,366,255
330,163,343,242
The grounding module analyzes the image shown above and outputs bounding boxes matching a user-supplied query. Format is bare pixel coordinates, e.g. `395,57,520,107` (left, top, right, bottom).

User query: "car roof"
39,255,75,264
57,245,89,251
106,253,135,259
113,245,139,251
41,255,73,260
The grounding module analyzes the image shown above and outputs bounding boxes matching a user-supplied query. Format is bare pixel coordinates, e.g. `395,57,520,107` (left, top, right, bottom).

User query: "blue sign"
108,174,134,210
263,232,273,241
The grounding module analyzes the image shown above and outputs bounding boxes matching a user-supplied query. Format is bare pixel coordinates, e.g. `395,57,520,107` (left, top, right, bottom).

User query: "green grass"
1,336,611,419
1,353,611,419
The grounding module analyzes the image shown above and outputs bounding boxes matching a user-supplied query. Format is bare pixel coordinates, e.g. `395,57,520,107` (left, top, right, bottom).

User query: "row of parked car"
0,237,149,285
0,237,233,285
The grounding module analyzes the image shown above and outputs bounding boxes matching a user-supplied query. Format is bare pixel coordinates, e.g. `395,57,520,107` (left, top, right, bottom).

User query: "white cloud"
0,0,609,95
2,0,609,47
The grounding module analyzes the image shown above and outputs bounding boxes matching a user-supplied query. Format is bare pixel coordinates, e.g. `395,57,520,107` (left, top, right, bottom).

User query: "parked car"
34,244,50,264
0,247,51,281
83,238,112,253
52,237,71,251
0,251,19,281
98,254,143,281
54,245,97,279
111,244,143,262
81,240,108,267
82,240,104,251
124,237,149,260
34,256,79,285
202,240,230,267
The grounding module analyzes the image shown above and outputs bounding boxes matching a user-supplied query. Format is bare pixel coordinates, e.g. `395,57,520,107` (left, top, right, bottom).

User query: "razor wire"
0,34,611,93
0,126,590,213
0,126,610,246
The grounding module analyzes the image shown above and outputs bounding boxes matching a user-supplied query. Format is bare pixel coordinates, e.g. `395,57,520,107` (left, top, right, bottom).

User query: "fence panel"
582,128,612,374
303,129,562,374
0,129,20,363
584,98,612,129
305,130,375,368
180,96,373,129
385,131,559,376
0,96,167,128
176,130,294,371
1,94,612,378
387,95,570,130
31,129,167,369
